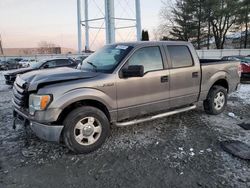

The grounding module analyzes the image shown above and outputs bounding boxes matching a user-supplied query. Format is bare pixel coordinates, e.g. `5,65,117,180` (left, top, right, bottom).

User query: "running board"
114,105,197,127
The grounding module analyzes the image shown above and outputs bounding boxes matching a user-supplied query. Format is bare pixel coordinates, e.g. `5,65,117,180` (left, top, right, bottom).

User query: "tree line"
160,0,250,49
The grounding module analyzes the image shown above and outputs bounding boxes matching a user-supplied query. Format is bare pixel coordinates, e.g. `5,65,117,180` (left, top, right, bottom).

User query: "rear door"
165,45,200,108
116,45,170,120
55,59,72,67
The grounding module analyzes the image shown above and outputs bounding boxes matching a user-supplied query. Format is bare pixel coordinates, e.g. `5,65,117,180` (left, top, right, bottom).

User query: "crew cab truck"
12,41,240,154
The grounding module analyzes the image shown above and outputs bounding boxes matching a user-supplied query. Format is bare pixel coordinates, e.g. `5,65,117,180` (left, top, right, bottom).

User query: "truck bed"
200,59,226,64
199,59,240,101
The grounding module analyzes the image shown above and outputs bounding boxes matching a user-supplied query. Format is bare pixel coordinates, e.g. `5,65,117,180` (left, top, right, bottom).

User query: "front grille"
5,75,15,82
13,79,29,109
4,75,10,81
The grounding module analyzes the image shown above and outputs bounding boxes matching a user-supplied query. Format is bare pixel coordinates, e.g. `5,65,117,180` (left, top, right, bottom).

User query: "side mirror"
122,65,144,78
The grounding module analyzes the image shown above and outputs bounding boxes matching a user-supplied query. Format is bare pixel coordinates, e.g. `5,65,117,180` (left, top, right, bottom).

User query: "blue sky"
0,0,163,50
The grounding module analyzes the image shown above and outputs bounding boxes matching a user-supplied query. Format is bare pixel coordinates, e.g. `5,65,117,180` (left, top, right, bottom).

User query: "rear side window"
128,46,163,73
167,45,193,68
55,59,69,66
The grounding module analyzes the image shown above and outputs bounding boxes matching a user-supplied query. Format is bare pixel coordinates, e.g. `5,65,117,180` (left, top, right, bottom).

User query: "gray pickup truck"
12,41,240,153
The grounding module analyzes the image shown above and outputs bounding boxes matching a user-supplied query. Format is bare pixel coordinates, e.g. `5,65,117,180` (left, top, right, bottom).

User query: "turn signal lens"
40,95,51,110
29,94,52,115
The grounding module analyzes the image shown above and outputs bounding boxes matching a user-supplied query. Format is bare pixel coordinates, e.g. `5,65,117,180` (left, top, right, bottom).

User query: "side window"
167,45,193,68
44,60,56,68
127,46,163,73
55,59,69,66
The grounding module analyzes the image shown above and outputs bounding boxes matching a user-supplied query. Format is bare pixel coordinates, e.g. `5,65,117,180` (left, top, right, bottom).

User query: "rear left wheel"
203,85,227,115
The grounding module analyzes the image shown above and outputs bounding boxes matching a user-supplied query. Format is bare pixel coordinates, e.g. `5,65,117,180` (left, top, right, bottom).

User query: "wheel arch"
211,79,229,92
56,99,111,125
203,80,228,115
204,78,229,100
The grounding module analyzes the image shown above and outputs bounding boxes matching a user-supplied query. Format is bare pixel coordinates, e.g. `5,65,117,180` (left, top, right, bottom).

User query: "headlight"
29,94,52,115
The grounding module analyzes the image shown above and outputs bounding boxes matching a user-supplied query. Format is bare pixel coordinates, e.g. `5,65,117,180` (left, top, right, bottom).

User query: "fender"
206,71,229,91
50,87,116,112
200,70,229,101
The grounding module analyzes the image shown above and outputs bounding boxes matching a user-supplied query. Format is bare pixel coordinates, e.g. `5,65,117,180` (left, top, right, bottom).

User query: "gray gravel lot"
0,71,249,188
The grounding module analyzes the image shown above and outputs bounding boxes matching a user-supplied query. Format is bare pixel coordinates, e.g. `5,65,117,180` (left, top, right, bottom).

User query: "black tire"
203,85,228,115
63,106,110,154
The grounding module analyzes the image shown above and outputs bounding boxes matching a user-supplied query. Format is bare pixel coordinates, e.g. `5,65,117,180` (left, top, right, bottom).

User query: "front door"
116,46,170,121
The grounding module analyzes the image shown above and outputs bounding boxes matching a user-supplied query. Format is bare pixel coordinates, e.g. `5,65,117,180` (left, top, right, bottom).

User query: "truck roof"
113,41,192,47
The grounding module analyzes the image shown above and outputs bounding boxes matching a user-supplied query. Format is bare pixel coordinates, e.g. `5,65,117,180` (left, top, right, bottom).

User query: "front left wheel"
63,106,110,154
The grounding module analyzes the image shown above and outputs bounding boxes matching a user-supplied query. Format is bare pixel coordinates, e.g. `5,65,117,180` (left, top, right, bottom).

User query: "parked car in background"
4,58,78,85
75,55,88,65
19,59,38,68
12,41,240,153
0,58,22,70
0,60,3,69
221,56,250,81
221,55,250,63
241,62,250,81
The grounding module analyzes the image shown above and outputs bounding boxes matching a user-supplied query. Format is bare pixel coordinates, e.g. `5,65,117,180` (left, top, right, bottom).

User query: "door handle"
161,75,168,83
192,72,199,78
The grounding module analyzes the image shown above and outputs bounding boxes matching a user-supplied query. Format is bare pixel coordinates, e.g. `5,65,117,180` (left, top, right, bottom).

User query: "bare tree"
157,0,176,40
159,0,207,48
237,0,250,48
209,0,240,49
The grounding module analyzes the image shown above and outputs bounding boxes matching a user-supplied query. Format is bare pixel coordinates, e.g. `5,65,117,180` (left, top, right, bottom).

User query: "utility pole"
135,0,142,41
78,0,142,49
77,0,82,53
84,0,90,51
105,0,115,44
0,34,3,55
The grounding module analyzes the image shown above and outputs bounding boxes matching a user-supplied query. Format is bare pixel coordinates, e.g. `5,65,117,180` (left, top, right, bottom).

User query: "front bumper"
13,108,64,142
30,121,63,142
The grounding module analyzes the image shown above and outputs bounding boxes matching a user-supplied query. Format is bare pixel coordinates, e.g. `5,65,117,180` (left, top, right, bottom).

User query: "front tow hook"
12,117,17,130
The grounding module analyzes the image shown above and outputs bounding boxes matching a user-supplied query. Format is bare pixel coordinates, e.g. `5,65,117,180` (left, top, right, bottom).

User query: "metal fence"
0,53,92,61
197,49,250,59
1,49,250,61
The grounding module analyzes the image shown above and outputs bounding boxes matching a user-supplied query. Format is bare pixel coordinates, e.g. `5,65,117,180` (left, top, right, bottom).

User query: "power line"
90,21,105,49
77,0,142,51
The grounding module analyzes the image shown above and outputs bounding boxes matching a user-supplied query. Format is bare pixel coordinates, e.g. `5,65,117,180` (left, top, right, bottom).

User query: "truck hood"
4,67,34,76
18,67,99,91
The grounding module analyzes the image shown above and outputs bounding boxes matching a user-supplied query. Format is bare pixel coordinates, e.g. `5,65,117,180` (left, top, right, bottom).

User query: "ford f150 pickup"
12,41,240,153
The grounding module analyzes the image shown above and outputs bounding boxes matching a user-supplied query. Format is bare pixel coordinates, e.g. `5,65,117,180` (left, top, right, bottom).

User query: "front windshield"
79,44,133,73
30,61,44,68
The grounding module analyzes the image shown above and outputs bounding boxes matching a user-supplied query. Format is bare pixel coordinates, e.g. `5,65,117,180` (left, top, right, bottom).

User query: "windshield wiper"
87,61,97,71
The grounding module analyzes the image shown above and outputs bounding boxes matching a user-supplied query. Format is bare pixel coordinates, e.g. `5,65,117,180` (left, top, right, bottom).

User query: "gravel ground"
0,71,249,188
